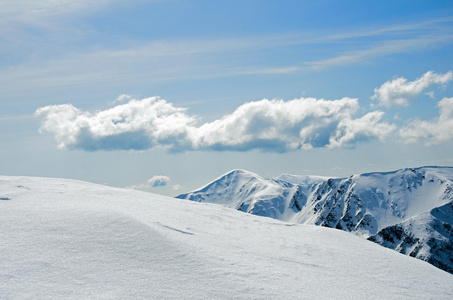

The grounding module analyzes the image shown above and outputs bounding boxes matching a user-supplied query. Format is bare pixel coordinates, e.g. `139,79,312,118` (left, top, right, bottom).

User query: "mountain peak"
222,168,261,178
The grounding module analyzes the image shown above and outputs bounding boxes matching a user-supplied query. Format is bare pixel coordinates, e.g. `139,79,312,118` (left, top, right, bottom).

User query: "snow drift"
1,175,452,299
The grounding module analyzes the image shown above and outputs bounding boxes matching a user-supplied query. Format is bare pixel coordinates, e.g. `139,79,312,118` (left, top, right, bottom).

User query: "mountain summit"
177,166,453,273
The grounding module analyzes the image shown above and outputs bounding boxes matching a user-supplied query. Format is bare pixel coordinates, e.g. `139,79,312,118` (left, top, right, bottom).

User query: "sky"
1,0,453,196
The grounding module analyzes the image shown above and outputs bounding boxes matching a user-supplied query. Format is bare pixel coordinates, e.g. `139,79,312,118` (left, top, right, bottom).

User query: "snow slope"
1,175,452,299
177,167,453,273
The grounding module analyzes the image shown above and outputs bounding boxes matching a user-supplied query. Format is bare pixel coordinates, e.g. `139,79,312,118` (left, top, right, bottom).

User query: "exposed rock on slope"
177,167,453,273
369,201,453,274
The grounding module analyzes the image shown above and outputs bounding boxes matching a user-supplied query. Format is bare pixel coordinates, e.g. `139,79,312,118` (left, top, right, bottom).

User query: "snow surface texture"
177,167,453,274
1,176,452,299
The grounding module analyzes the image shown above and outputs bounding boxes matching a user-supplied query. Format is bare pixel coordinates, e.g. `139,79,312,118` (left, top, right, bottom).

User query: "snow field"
1,176,452,299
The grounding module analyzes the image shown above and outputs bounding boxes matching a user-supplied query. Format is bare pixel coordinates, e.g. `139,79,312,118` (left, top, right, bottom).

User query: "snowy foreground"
1,176,452,299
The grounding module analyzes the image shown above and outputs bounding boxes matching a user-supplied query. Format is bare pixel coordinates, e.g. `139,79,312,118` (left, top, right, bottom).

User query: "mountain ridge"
177,166,453,273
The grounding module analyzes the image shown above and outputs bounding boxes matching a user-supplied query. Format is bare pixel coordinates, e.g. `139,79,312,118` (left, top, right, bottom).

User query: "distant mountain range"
177,166,453,274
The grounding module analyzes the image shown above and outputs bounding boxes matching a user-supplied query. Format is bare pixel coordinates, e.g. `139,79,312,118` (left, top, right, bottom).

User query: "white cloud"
147,176,171,187
193,97,360,151
400,97,453,145
36,96,395,152
425,91,435,99
127,175,171,191
35,97,196,151
371,71,452,107
328,111,396,148
112,94,133,104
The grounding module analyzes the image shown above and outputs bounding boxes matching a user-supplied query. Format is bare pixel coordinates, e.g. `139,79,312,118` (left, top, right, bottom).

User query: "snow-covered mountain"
177,166,453,274
2,175,452,298
368,201,453,274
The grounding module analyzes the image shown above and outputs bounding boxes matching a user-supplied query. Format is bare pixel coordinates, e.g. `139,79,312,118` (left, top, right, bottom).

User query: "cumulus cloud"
328,111,396,148
36,96,394,152
35,97,196,151
147,175,171,187
193,97,361,151
400,97,453,145
371,71,452,107
127,175,171,191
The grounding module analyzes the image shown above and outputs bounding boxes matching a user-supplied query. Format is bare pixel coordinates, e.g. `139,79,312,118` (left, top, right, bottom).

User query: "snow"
274,173,331,186
352,167,452,229
1,175,452,299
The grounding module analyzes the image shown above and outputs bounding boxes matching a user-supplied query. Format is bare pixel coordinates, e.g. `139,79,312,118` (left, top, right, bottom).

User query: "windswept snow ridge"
1,175,452,299
177,166,453,274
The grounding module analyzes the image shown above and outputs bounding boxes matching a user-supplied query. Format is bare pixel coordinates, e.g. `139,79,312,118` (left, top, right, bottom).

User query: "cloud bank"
372,71,452,107
36,96,395,152
400,97,453,145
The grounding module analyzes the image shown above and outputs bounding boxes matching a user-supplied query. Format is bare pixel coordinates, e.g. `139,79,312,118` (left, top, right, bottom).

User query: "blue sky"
1,0,453,196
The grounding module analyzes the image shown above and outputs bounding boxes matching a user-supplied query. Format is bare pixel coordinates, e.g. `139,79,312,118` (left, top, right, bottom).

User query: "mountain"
368,201,453,274
1,175,452,298
177,166,453,274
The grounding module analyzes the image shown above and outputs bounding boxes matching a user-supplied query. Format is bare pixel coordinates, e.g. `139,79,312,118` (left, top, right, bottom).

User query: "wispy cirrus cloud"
305,36,453,71
322,16,453,41
2,16,452,99
242,66,300,75
0,35,305,97
305,17,453,71
0,0,117,26
35,96,395,152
